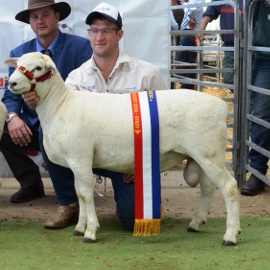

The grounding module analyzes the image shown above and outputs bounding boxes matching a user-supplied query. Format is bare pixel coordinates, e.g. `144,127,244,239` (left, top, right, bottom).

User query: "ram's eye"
36,66,42,71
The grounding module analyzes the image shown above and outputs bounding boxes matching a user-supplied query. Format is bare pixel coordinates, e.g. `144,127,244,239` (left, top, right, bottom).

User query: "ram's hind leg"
216,169,241,245
188,171,216,232
197,163,241,246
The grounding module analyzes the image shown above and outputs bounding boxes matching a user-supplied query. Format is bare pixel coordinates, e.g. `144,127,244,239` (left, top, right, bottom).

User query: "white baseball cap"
85,2,123,28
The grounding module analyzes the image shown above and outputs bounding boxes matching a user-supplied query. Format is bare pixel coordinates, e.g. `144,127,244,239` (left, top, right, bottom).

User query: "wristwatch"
5,113,18,123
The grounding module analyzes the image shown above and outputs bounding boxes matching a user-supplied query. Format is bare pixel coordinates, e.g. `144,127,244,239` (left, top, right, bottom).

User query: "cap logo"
97,7,110,12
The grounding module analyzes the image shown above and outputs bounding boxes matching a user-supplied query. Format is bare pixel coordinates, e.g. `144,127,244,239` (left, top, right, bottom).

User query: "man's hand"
188,20,197,29
22,91,39,110
7,116,33,146
197,33,205,41
123,174,134,184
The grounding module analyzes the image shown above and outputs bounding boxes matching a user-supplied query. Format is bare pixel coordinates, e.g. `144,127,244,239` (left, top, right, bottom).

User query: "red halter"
16,65,53,91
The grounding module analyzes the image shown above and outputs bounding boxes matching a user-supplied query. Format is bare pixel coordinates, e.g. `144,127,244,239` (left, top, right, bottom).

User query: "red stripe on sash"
130,93,144,219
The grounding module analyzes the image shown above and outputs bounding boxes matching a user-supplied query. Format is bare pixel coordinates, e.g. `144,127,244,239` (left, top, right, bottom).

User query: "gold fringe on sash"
133,219,161,236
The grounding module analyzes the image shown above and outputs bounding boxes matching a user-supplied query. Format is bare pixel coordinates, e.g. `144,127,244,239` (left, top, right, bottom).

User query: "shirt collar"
36,31,60,56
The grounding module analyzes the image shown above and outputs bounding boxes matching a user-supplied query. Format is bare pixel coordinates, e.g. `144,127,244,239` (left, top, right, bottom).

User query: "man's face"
29,7,60,38
88,19,123,58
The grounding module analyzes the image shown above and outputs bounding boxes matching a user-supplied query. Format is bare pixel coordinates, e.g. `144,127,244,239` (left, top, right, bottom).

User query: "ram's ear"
4,58,19,67
43,55,56,75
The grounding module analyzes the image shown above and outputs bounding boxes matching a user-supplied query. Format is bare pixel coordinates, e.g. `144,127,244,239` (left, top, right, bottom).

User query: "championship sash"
130,90,161,236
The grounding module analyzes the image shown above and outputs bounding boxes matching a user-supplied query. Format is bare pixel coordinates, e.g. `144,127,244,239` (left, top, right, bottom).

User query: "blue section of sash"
148,90,161,219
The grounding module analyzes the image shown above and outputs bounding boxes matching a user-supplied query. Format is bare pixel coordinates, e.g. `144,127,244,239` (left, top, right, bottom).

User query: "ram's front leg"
73,169,100,243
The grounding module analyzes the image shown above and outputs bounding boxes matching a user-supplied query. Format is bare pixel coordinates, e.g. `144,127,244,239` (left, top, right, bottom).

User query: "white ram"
5,52,241,245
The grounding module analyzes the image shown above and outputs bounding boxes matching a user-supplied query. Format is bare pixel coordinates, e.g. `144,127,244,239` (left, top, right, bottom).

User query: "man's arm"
145,65,166,91
198,15,212,40
2,50,33,146
65,68,81,91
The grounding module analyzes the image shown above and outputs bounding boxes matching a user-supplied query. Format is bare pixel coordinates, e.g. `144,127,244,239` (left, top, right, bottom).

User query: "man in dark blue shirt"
198,0,243,84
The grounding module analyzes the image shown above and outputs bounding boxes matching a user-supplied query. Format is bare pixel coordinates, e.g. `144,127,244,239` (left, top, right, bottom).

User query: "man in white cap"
24,2,165,231
1,0,92,228
70,2,164,92
67,2,165,230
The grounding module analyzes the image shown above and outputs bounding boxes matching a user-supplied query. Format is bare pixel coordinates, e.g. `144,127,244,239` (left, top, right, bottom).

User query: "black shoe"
10,184,45,203
241,174,265,196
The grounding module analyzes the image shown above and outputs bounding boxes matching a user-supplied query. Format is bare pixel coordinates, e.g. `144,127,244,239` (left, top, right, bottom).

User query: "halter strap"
16,65,52,91
17,66,34,80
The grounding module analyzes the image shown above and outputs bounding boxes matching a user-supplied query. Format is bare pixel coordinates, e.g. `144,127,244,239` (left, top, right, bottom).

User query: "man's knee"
117,205,135,231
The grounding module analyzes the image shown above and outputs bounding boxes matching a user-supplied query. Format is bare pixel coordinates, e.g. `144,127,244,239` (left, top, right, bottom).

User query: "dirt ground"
1,165,270,223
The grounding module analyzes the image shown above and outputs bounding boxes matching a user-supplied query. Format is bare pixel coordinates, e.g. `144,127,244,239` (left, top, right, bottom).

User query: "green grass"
0,217,269,270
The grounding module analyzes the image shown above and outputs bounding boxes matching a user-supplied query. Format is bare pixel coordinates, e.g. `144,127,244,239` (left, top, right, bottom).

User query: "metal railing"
241,0,270,186
170,0,243,183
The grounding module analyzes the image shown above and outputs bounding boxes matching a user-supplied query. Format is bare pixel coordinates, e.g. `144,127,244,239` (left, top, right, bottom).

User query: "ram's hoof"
187,227,198,233
73,230,84,236
83,237,96,243
222,240,236,246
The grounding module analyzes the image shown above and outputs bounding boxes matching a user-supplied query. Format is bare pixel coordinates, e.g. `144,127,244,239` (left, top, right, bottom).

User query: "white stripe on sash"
140,92,153,219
